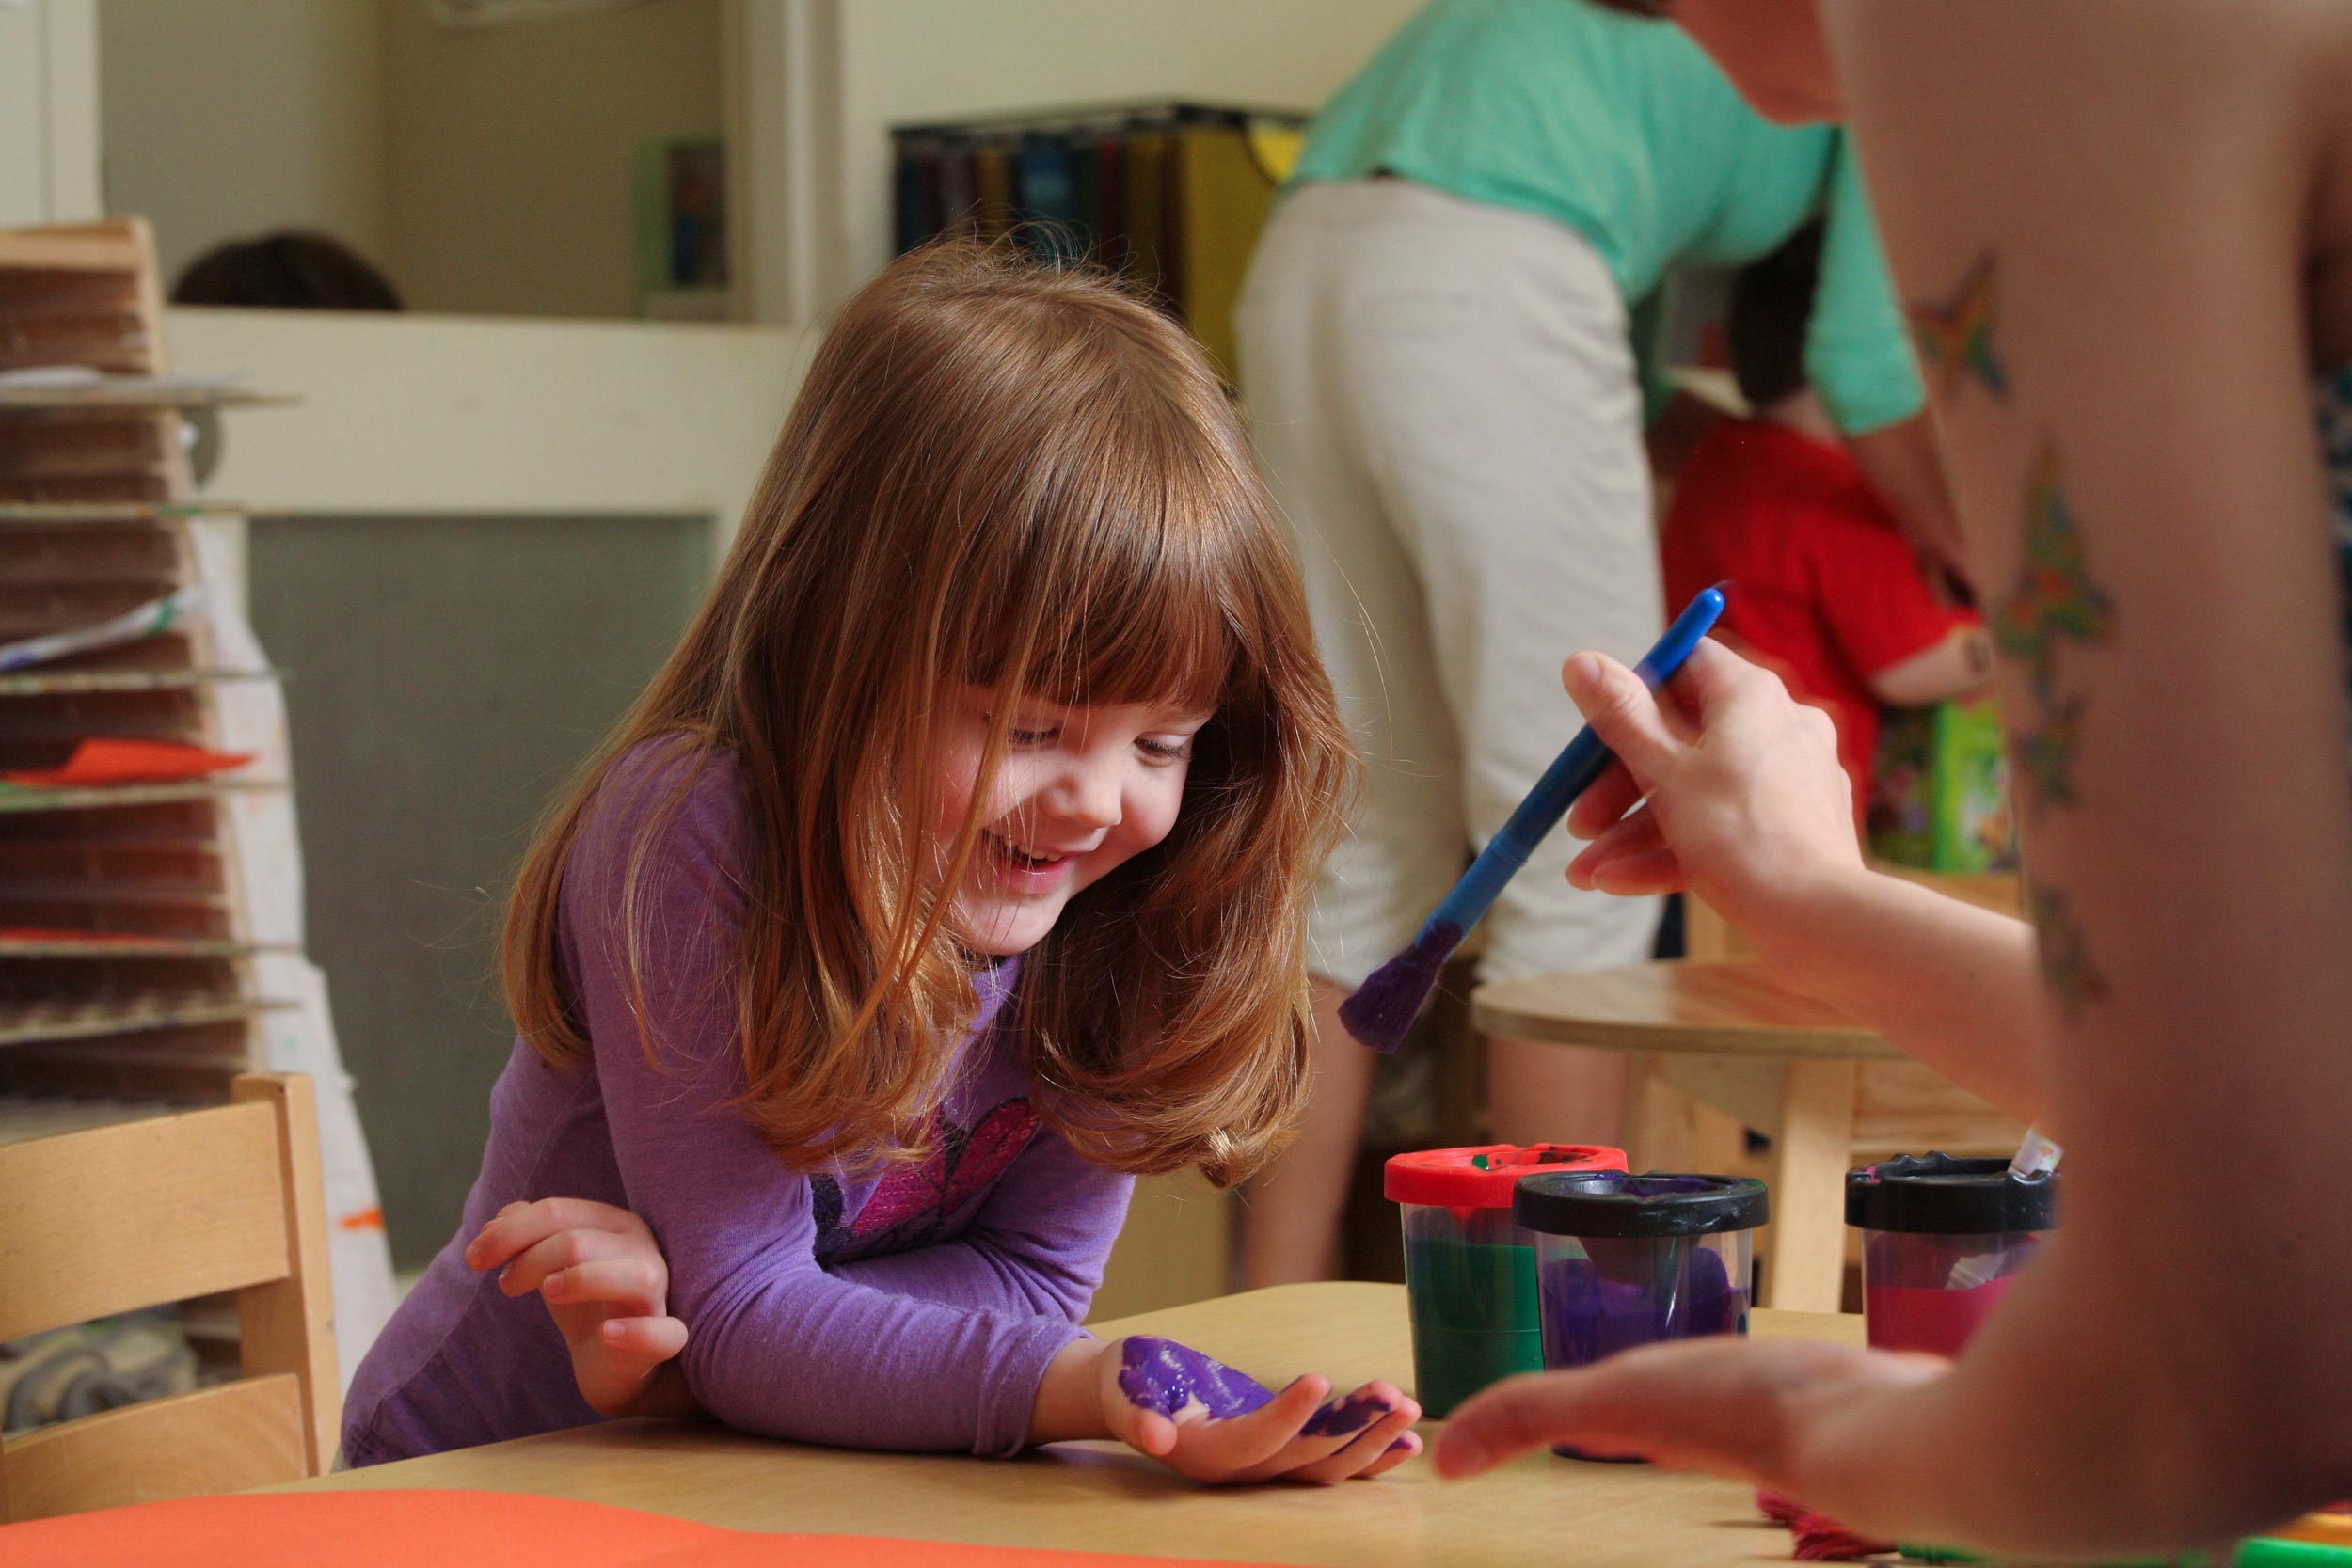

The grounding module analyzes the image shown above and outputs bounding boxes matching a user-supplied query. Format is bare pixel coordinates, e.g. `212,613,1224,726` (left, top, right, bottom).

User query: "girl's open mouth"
981,831,1075,891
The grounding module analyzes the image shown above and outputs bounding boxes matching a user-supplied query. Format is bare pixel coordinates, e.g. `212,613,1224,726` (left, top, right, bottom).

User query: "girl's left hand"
1096,1335,1422,1484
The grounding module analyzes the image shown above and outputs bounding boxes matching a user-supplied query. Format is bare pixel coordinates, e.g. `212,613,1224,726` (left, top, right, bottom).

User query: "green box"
1868,700,2018,873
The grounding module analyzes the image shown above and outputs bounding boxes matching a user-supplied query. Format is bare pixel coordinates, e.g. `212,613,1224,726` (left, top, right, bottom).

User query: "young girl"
1433,0,2352,1555
342,243,1421,1484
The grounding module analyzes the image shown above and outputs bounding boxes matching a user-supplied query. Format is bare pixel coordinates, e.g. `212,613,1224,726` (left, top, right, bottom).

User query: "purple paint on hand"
1118,1336,1275,1424
1301,1389,1391,1438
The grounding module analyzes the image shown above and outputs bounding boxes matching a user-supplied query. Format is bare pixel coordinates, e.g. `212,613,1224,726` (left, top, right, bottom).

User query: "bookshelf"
891,102,1307,380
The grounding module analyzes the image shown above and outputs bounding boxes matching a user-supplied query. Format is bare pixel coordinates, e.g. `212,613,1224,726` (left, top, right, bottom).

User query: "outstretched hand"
465,1196,696,1419
1434,1336,1952,1532
1094,1336,1422,1484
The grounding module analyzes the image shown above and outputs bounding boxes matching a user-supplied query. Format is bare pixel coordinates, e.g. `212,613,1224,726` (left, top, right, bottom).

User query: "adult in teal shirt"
1234,0,1946,1289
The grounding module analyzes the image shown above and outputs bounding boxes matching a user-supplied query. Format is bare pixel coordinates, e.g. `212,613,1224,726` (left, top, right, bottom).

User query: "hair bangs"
953,390,1262,721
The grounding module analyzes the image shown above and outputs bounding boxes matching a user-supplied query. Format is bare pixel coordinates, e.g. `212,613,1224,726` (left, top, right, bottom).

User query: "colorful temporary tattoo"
1994,447,2116,702
2013,694,2086,814
1910,252,2009,400
1116,1337,1387,1436
2027,886,2108,1017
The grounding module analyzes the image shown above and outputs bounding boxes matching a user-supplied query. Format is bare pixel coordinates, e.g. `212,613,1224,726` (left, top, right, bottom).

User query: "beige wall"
380,0,724,318
166,306,805,537
98,0,388,289
827,0,1425,293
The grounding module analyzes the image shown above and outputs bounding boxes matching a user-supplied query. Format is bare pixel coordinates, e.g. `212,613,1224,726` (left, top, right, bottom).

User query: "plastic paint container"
1847,1152,2055,1357
1384,1143,1628,1418
1514,1171,1768,1460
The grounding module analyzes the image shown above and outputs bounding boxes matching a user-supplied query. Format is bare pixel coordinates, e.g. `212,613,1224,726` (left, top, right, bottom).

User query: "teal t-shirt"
1291,0,1924,436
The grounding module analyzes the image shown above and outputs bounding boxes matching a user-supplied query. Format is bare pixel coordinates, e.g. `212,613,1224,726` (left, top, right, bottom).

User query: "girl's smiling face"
936,687,1214,957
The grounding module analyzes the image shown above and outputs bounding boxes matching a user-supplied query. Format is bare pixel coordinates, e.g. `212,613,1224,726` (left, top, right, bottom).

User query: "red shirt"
1661,419,1979,820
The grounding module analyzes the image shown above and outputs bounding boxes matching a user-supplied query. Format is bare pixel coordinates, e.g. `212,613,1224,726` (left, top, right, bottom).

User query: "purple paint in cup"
1512,1171,1767,1463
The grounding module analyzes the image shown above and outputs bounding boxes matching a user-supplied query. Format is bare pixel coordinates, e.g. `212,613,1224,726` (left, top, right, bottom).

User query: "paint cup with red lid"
1847,1152,2056,1357
1384,1143,1627,1418
1514,1170,1767,1459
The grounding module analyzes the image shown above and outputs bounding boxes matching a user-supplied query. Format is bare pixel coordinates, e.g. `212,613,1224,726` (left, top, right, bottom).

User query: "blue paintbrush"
1339,585,1729,1053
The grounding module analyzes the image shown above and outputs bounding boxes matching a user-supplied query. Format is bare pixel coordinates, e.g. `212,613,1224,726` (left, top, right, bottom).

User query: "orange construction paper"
0,1490,1296,1568
0,737,253,788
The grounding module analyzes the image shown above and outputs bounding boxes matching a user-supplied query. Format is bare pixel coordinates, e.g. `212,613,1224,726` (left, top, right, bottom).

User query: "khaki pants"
1236,178,1663,989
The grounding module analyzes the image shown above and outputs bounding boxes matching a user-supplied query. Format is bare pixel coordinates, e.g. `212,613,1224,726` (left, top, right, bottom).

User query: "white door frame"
2,0,101,227
723,0,845,325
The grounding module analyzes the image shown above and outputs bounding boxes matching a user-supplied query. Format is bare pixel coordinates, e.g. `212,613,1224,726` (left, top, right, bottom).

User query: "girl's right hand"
1559,638,1866,954
465,1196,697,1420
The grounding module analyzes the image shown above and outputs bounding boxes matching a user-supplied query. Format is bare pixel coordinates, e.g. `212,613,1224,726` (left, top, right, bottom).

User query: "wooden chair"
0,1074,338,1522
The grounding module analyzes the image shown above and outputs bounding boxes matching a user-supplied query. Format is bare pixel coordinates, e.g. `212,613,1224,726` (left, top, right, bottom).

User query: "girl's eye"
1008,724,1058,747
1137,736,1192,762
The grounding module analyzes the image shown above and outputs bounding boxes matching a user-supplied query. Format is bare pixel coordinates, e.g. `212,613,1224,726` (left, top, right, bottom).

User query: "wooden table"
281,1283,1857,1567
1475,959,2018,1314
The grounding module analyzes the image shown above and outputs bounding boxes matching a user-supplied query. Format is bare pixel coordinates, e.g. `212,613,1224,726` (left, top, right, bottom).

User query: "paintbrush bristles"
1337,921,1464,1053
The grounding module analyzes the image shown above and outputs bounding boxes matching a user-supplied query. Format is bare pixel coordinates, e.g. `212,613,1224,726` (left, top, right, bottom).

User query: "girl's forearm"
1751,867,2051,1126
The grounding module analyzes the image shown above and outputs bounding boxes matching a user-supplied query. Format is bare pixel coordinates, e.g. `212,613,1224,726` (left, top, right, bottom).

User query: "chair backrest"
0,1073,338,1522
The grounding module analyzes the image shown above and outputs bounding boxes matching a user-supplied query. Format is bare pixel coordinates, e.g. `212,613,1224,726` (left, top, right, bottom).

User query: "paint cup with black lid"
1384,1143,1627,1418
1847,1152,2055,1358
1514,1171,1767,1459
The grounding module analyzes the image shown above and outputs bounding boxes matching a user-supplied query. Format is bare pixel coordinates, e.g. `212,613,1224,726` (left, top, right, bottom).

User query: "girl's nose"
1045,759,1123,831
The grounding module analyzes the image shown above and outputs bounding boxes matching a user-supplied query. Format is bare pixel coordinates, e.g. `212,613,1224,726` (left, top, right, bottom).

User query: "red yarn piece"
1788,1513,1898,1561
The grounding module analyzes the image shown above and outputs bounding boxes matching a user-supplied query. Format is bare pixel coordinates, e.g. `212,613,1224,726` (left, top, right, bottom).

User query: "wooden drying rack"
0,219,280,1131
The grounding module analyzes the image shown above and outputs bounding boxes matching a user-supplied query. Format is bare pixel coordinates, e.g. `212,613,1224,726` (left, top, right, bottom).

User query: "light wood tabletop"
281,1282,1861,1567
1474,958,1899,1061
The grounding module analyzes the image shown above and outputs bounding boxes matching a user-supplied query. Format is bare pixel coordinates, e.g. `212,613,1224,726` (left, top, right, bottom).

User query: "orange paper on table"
0,1490,1299,1568
0,737,253,788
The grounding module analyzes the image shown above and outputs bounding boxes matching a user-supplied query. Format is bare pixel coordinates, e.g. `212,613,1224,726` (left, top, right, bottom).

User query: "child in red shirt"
1661,223,1991,822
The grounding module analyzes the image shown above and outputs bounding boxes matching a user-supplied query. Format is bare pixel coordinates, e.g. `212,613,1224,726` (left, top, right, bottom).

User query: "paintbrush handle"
1423,585,1726,940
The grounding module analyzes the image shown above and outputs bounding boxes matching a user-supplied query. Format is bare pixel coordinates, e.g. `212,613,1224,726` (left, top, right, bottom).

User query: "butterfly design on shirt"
1994,447,2115,702
810,1098,1041,1266
1910,251,2009,400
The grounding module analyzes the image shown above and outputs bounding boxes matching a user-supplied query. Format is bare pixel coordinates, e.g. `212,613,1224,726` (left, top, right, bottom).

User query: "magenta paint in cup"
1846,1152,2056,1357
1513,1171,1767,1461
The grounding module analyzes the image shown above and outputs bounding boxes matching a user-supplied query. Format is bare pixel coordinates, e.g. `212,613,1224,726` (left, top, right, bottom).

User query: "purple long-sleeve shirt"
341,743,1136,1466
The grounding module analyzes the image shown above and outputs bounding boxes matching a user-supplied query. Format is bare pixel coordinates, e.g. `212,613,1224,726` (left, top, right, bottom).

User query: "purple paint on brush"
1118,1336,1275,1422
1338,919,1464,1053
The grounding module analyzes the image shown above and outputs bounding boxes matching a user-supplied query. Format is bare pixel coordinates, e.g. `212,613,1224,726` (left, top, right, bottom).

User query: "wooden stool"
1473,956,2024,1311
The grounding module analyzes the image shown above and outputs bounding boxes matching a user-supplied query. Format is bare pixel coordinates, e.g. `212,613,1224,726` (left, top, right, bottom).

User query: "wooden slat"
1760,1058,1859,1312
1474,959,1899,1060
233,1074,340,1473
0,1098,287,1340
0,1375,306,1522
0,224,151,275
0,992,266,1047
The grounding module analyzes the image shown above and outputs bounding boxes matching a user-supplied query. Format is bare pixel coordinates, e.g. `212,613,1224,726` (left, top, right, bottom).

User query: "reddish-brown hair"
501,242,1354,1187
